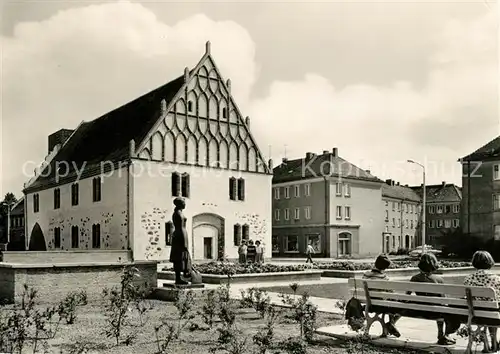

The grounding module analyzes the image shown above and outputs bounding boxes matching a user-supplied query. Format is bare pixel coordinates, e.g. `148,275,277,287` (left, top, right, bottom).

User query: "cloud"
1,1,497,196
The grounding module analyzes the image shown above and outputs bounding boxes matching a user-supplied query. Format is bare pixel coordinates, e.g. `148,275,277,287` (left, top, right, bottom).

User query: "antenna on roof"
205,41,211,55
284,144,288,159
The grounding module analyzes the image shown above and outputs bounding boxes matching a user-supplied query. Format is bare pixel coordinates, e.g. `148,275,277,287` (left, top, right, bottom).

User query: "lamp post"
408,160,426,250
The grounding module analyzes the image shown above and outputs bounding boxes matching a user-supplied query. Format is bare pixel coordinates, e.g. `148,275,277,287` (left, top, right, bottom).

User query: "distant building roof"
382,182,421,202
272,149,382,184
410,183,462,203
460,135,500,161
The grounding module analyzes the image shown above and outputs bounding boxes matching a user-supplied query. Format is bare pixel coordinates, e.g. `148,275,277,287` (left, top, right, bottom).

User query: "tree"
0,192,18,243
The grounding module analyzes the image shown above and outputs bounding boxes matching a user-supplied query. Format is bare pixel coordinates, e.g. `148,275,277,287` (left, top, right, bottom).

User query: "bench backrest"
348,278,500,321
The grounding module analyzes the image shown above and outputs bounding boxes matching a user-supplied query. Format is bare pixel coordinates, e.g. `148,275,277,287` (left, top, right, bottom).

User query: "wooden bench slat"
349,279,497,300
353,291,500,309
369,299,500,320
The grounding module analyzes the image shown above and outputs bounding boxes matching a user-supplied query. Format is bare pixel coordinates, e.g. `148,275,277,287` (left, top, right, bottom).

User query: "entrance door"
204,237,213,259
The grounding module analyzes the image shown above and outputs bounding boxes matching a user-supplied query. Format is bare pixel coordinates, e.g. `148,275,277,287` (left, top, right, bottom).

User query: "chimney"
282,157,288,164
396,182,400,186
48,129,74,154
205,40,211,55
323,150,329,155
184,67,189,82
268,158,273,170
442,181,446,187
365,169,371,174
405,184,409,187
305,152,315,160
332,148,338,157
385,179,392,186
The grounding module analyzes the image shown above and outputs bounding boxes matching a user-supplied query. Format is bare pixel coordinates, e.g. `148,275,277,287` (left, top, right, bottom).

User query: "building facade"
8,198,25,251
460,136,500,242
381,180,421,253
411,182,462,249
272,149,384,258
22,42,273,262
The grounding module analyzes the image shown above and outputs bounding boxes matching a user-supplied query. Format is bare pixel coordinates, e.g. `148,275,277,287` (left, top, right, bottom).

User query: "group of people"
238,239,264,264
362,250,500,348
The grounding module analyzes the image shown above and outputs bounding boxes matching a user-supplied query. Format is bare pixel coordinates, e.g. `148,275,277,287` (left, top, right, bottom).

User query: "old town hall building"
23,42,273,262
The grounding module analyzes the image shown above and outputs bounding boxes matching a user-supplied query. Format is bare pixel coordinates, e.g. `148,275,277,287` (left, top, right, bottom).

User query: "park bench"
348,278,500,353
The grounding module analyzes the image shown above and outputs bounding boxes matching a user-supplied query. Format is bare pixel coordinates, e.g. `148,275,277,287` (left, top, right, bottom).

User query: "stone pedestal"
150,283,205,302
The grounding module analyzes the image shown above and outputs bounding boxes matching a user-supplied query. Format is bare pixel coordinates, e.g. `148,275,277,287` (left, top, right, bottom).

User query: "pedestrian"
255,240,264,263
238,241,247,264
247,240,256,263
305,240,315,264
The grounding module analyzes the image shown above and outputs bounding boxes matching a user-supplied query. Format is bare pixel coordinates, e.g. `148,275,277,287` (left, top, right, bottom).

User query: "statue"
169,197,192,285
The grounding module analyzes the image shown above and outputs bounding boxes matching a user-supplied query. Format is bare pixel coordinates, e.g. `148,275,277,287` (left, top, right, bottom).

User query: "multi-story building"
8,198,25,251
272,149,384,258
381,180,421,253
460,135,500,241
411,182,462,249
22,42,272,261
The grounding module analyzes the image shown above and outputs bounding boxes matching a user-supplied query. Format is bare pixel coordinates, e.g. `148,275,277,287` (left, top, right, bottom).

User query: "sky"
1,0,498,198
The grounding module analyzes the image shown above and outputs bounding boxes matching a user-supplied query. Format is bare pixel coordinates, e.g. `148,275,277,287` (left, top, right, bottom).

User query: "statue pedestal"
150,282,205,302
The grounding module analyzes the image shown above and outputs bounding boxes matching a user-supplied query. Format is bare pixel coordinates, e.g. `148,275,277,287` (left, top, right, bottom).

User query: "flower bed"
315,260,471,271
162,262,313,275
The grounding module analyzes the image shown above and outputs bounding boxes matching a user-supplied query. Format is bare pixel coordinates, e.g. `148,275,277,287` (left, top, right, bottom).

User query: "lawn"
259,276,466,300
1,299,425,354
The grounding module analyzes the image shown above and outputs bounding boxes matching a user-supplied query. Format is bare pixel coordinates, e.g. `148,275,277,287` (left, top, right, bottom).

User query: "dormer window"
222,107,228,119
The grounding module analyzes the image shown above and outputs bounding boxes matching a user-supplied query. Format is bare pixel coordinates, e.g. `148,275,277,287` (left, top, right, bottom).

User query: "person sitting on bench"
363,254,401,338
408,253,460,346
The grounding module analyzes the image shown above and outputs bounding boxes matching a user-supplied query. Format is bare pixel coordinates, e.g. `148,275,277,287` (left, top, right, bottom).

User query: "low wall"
321,264,500,278
0,261,157,304
1,250,132,264
158,270,323,284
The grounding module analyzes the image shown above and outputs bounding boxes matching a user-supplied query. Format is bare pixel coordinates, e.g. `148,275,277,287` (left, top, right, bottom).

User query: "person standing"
305,241,315,264
247,240,256,263
238,241,247,264
255,240,264,264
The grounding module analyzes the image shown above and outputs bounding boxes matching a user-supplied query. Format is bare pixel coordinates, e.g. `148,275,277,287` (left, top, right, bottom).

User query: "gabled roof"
272,152,382,184
410,183,462,203
460,135,500,162
24,73,186,193
382,184,421,202
10,197,24,216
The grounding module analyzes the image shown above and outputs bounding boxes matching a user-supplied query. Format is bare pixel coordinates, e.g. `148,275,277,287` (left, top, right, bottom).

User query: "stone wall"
0,261,157,304
2,250,132,264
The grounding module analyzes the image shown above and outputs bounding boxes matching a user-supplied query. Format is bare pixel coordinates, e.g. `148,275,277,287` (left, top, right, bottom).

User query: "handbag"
190,265,203,285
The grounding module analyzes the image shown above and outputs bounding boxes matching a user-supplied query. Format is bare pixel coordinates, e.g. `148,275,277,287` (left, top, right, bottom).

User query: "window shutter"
238,178,245,201
171,173,180,196
229,177,236,200
242,224,250,240
181,173,190,198
233,224,241,246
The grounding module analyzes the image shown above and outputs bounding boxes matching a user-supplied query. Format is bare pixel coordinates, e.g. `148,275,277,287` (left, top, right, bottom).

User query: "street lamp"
407,159,426,251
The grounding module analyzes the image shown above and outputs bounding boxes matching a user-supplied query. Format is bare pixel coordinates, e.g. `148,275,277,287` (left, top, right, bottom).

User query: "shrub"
253,306,281,354
199,289,218,329
239,288,271,318
280,290,318,343
57,290,87,325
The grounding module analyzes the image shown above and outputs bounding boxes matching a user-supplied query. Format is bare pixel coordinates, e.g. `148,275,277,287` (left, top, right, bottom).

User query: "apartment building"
382,180,421,253
272,149,384,258
411,182,462,248
460,135,500,242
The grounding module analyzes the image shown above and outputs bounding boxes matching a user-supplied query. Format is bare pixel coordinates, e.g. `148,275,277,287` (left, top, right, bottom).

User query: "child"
305,241,315,264
255,240,264,263
409,253,459,345
363,254,401,338
238,241,247,264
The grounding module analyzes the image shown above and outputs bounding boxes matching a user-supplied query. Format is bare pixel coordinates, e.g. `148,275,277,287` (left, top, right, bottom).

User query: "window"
429,206,435,214
437,220,444,228
403,204,407,213
444,219,451,228
165,222,173,246
233,224,242,246
274,209,280,221
284,187,290,199
222,107,228,119
384,226,389,233
494,165,500,180
54,227,61,249
494,194,500,210
305,207,311,220
344,184,351,197
495,225,500,241
229,177,237,200
405,219,409,228
54,188,60,209
33,193,39,213
410,205,414,214
242,224,250,241
453,219,459,228
71,226,79,248
304,184,311,196
237,178,245,201
285,235,299,252
272,235,279,253
92,224,101,249
188,100,193,112
345,206,351,220
429,220,435,228
335,183,342,196
445,205,451,214
437,205,443,214
410,220,414,229
397,203,400,212
294,185,300,198
392,218,395,227
385,201,389,207
453,204,460,213
294,208,300,220
172,172,190,198
392,235,396,248
306,234,321,253
336,206,342,219
397,218,400,228
284,208,290,220
338,232,351,256
385,210,389,221
274,188,280,200
392,202,395,211
93,177,102,202
71,183,79,206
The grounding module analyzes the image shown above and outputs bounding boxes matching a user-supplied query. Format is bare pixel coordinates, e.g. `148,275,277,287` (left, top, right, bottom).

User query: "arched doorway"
405,235,410,249
192,213,225,260
28,223,47,251
338,232,352,256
